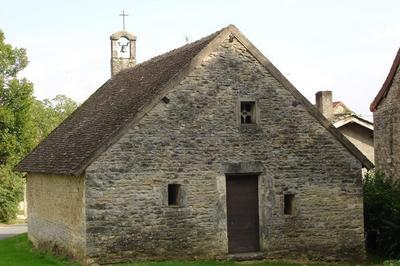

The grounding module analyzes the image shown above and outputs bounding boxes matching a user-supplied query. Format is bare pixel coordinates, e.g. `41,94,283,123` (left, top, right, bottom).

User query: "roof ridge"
16,24,230,175
17,24,373,175
73,26,230,174
230,26,373,169
112,26,227,78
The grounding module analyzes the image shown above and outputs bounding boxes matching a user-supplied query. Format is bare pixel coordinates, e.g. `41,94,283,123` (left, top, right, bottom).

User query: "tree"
0,30,34,222
0,165,24,222
32,94,78,141
0,31,79,222
0,32,28,81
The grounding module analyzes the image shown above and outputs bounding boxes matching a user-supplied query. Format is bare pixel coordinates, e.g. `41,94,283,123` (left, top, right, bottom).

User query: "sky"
0,0,399,119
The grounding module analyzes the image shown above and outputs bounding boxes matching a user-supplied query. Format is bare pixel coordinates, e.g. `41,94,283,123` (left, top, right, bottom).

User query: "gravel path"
0,224,27,240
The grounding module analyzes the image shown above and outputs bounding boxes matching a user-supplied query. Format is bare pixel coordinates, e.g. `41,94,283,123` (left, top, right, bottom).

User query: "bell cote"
110,31,137,77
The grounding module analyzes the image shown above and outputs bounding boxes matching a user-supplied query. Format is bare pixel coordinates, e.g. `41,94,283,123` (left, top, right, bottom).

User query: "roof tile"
16,28,222,175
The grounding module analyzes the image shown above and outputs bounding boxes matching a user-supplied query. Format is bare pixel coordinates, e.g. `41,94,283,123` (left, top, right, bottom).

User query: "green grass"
0,234,326,266
0,233,78,266
1,233,399,266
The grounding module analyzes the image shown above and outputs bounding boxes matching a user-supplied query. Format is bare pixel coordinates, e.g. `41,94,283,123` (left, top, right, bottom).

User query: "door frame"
225,173,261,254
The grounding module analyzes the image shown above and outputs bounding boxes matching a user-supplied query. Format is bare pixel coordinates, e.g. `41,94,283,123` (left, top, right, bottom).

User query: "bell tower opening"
110,11,137,77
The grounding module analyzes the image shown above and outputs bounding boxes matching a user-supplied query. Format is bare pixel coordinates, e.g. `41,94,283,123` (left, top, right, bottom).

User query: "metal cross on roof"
119,10,128,30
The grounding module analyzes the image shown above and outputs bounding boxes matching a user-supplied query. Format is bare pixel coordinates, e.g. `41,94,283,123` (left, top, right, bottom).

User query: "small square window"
240,101,256,124
284,194,295,215
168,184,181,206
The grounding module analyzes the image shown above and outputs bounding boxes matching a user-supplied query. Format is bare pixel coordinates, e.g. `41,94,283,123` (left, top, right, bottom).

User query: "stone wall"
85,37,365,263
374,64,400,180
27,173,85,260
374,65,400,181
111,58,136,77
339,124,374,163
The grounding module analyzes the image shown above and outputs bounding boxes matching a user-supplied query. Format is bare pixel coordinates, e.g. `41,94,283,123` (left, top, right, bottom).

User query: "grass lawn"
0,233,399,266
0,233,78,266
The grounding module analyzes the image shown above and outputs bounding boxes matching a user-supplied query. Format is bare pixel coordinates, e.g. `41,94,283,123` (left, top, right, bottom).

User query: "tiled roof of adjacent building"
333,115,373,131
317,100,373,130
331,101,353,123
370,48,400,112
16,25,374,175
332,101,342,108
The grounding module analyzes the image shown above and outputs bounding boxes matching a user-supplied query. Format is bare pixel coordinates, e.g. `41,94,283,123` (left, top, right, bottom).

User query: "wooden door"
226,175,260,253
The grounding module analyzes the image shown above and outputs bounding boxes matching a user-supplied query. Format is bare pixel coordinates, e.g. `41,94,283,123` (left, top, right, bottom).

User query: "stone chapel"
17,25,373,264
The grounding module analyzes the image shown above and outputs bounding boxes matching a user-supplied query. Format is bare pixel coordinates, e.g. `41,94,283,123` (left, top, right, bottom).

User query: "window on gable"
168,184,181,206
240,101,256,124
284,194,295,215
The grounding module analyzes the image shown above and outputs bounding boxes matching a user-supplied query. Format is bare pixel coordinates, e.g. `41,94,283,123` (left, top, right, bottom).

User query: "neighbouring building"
316,91,374,164
17,25,373,264
370,48,400,181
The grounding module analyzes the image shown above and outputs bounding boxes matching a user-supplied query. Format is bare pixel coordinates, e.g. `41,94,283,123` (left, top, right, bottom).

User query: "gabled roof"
16,27,224,175
16,25,374,176
331,101,373,131
333,115,373,131
370,48,400,112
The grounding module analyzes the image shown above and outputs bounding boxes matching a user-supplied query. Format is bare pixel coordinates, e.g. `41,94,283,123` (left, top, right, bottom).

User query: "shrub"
0,165,24,223
364,170,400,258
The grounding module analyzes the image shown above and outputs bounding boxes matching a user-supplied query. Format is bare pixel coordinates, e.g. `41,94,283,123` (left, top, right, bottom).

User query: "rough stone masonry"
19,25,369,265
85,38,365,263
372,49,400,181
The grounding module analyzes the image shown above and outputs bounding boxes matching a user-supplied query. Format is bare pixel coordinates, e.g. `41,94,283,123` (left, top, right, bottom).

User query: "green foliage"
0,31,28,80
0,30,78,223
364,170,400,258
0,35,35,166
0,165,24,222
0,30,34,223
32,95,78,141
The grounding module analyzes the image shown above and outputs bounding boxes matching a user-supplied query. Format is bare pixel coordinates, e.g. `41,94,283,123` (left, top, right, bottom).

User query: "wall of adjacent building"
374,65,400,181
26,173,86,260
339,124,374,163
85,37,365,264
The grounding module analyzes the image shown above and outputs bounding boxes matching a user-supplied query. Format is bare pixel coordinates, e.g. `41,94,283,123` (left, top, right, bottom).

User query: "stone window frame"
164,182,186,208
282,190,299,217
237,96,260,126
168,184,181,206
